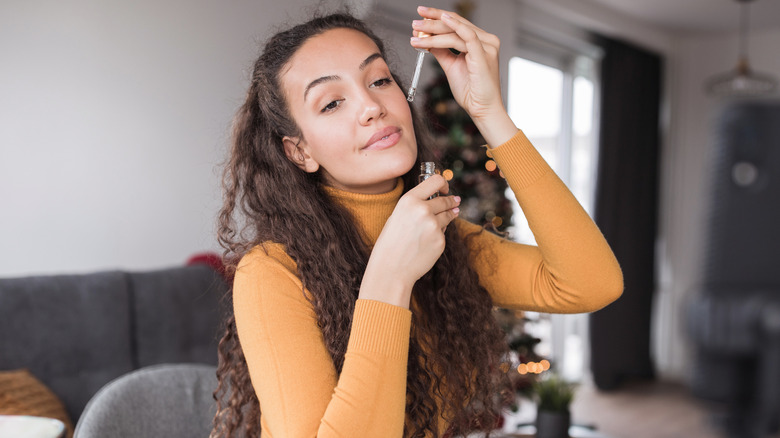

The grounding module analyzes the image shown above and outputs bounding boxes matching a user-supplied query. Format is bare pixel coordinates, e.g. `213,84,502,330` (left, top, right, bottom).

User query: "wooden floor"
569,379,721,438
499,379,780,438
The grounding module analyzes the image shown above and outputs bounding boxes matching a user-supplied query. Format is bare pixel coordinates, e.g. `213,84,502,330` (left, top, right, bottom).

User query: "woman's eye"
321,100,342,113
370,77,393,88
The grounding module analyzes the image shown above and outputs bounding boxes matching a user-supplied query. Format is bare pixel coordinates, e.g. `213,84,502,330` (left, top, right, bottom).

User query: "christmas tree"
494,308,550,408
420,0,551,411
422,61,514,233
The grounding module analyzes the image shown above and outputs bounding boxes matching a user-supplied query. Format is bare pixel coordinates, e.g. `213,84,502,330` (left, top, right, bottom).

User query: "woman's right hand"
358,175,460,308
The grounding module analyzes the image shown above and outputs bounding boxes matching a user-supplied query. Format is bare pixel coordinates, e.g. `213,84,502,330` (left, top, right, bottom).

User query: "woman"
213,6,623,438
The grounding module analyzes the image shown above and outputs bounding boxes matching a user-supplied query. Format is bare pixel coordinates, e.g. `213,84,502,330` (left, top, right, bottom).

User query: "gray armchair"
74,363,217,438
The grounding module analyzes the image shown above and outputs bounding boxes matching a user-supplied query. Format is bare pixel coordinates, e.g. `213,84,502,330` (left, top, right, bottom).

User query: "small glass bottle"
418,162,439,199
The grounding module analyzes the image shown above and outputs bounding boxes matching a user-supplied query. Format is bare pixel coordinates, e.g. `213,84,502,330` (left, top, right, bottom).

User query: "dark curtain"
589,35,662,390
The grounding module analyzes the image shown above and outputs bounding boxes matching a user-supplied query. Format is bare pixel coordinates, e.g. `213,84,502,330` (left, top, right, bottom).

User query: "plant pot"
535,409,570,438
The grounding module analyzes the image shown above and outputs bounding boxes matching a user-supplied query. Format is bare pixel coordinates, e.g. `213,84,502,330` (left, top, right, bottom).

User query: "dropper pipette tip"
407,50,426,102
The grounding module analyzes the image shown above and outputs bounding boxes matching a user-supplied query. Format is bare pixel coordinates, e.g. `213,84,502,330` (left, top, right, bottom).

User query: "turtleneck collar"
322,178,404,247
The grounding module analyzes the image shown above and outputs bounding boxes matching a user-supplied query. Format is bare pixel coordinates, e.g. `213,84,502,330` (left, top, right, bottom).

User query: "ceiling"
588,0,780,34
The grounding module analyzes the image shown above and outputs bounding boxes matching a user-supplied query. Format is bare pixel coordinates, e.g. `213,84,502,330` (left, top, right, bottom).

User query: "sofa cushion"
0,368,74,438
129,265,227,367
0,271,134,421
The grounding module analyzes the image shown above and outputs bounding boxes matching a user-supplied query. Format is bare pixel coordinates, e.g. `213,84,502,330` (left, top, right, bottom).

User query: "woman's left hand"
411,6,517,146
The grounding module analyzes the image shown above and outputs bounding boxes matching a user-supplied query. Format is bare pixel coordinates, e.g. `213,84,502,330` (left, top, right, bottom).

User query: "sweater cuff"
488,129,551,189
347,299,412,359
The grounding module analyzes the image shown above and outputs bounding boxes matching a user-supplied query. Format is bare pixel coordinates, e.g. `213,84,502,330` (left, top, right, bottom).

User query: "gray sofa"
0,263,229,425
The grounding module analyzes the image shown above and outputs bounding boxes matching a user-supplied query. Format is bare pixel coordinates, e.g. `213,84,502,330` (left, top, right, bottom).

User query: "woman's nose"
358,91,385,125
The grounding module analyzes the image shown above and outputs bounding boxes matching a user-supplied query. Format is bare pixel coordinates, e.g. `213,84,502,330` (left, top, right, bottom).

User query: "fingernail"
412,20,423,27
418,5,429,11
441,12,452,19
453,207,460,214
410,37,421,43
454,196,461,203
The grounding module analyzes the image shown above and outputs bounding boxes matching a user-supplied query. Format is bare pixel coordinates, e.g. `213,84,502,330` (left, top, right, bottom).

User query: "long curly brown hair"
212,12,512,438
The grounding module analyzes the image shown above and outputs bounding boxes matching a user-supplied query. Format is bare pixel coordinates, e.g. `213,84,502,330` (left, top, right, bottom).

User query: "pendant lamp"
705,0,778,97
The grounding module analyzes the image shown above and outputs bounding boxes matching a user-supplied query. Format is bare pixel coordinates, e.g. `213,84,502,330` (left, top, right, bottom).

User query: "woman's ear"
282,136,320,173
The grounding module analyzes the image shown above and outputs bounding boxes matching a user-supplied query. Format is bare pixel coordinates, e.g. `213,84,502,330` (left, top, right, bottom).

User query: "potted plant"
532,373,576,438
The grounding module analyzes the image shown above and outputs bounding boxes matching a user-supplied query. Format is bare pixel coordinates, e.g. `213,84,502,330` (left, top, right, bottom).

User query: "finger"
416,6,475,30
427,194,461,214
411,18,453,37
416,6,497,45
412,15,498,51
412,174,449,199
434,206,459,231
411,30,499,66
439,13,489,66
411,33,469,54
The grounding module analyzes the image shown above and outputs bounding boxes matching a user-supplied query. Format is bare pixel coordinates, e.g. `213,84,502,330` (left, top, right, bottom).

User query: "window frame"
505,35,603,382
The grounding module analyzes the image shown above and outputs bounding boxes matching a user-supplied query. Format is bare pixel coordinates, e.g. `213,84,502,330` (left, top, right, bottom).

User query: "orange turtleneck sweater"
233,130,623,437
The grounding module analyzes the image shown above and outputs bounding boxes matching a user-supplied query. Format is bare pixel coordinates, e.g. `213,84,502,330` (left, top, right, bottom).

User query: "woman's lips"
363,127,401,151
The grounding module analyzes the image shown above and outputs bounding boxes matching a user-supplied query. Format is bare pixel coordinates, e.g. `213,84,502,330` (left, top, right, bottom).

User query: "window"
506,48,601,382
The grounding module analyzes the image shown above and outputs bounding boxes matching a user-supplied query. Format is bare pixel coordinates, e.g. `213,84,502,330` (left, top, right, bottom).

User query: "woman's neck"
322,178,404,246
322,175,399,195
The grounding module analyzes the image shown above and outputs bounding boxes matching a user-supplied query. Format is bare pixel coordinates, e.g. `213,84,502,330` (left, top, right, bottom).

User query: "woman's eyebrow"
304,75,339,102
359,53,383,71
303,52,384,102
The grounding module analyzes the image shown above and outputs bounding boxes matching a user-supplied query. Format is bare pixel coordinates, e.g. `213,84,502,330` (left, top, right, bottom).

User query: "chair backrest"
73,363,217,438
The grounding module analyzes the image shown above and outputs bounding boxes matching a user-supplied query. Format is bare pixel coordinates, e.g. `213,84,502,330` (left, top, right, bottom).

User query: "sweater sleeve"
457,130,623,313
233,245,412,437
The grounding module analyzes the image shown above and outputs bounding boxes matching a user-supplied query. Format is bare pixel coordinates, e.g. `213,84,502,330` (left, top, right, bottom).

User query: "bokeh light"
517,363,528,375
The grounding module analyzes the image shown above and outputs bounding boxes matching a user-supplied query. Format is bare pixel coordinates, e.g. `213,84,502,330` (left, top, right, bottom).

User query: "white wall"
0,0,513,277
0,0,335,276
520,0,674,54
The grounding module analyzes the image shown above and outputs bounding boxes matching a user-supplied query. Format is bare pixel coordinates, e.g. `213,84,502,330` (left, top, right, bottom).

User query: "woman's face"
281,28,417,194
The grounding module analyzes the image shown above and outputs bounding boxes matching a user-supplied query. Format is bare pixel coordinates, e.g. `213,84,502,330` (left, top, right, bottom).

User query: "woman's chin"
386,153,418,177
